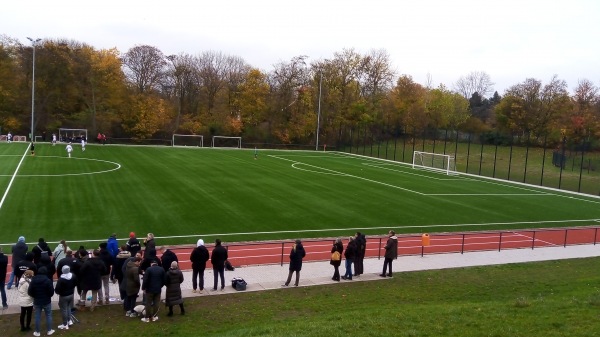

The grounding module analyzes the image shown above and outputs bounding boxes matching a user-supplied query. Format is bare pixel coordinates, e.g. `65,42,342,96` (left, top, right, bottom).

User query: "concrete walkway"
2,244,599,316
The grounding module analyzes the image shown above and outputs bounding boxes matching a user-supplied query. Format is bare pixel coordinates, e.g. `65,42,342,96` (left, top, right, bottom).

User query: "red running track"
4,227,599,279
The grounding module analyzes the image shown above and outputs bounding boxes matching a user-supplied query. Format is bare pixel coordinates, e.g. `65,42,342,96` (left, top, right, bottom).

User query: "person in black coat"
143,233,156,258
283,239,306,287
160,249,178,273
54,265,77,330
79,249,106,311
126,232,141,257
354,232,366,276
31,238,52,265
342,237,356,280
8,236,28,289
36,255,55,282
330,238,344,282
0,248,8,308
15,252,37,281
27,266,54,335
190,239,209,293
98,243,114,304
164,261,184,316
141,261,165,322
210,239,228,291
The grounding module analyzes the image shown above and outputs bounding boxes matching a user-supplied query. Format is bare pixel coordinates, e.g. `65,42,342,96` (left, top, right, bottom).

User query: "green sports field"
1,142,600,247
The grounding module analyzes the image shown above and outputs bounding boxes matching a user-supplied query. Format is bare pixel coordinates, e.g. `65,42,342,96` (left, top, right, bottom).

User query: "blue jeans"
0,280,7,307
34,302,53,333
344,259,354,279
6,270,15,289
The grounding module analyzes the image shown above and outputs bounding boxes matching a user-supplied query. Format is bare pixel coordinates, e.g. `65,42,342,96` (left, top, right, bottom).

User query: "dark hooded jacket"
28,266,54,306
164,267,184,306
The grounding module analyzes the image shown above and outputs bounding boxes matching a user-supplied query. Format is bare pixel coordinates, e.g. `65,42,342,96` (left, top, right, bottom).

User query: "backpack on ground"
231,277,247,291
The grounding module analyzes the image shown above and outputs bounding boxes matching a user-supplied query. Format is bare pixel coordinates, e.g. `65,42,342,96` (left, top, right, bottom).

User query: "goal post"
211,136,241,148
412,151,457,175
172,134,204,147
58,128,87,143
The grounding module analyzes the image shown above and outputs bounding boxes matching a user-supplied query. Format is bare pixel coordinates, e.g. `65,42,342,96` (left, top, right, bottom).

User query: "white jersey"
66,144,73,153
81,139,86,147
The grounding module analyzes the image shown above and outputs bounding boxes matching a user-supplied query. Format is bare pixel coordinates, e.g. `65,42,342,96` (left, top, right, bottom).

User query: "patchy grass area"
2,257,600,336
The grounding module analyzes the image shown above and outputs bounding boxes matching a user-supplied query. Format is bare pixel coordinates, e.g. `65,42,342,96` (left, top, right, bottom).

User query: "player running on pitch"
66,142,73,158
81,137,86,151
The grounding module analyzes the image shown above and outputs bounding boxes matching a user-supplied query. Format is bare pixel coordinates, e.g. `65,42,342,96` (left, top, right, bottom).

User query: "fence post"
498,232,503,252
378,237,382,260
461,234,465,254
531,231,536,249
563,229,568,248
595,228,598,245
280,242,284,266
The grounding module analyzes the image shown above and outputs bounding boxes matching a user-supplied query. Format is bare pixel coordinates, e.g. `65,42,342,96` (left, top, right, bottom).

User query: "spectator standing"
126,232,141,257
79,249,106,311
342,237,356,280
190,239,209,293
54,265,77,330
160,248,178,273
0,248,8,309
165,261,185,316
107,233,119,258
143,233,156,258
56,250,80,279
282,239,306,287
18,270,34,332
98,243,114,304
53,240,69,268
141,261,165,322
330,238,344,282
36,254,55,282
15,252,37,282
7,236,28,289
125,257,142,317
32,238,52,265
111,246,131,304
380,230,398,277
210,239,228,291
28,266,55,336
354,232,366,276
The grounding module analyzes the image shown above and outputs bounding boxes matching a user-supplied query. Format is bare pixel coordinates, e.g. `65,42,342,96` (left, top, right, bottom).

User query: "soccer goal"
59,128,87,143
172,134,204,147
211,136,241,149
412,151,457,175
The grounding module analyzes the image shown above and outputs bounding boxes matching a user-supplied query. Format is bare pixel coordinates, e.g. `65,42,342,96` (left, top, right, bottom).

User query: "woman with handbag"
330,238,344,282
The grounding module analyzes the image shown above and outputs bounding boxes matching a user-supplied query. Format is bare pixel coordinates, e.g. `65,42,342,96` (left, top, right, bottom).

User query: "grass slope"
1,257,599,336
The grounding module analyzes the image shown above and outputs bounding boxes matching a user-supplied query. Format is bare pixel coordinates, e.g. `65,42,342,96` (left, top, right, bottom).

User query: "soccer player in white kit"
52,133,57,146
81,138,86,151
66,142,73,158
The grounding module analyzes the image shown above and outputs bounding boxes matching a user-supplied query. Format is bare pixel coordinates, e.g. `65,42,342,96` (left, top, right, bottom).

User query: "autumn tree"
454,71,494,99
390,75,428,133
495,76,570,137
122,45,166,94
121,94,171,139
566,79,599,141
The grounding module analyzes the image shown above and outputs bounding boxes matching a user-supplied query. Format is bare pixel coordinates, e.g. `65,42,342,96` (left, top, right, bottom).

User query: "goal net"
412,151,457,175
211,136,241,148
59,128,87,143
172,134,204,147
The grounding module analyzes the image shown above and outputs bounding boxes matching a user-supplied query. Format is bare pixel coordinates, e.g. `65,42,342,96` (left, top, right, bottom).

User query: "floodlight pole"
27,37,41,142
315,71,322,151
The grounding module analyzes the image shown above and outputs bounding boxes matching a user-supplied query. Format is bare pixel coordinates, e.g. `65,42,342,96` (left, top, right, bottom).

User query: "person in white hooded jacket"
18,270,34,332
54,265,77,330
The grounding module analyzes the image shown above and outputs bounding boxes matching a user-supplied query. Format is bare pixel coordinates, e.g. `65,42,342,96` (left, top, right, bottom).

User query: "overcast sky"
3,0,599,95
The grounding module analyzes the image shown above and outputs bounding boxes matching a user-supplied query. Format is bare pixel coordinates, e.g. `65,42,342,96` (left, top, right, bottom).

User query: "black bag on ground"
231,277,247,291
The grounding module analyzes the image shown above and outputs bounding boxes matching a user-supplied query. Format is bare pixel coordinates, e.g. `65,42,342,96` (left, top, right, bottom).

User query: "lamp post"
315,71,322,151
27,37,41,142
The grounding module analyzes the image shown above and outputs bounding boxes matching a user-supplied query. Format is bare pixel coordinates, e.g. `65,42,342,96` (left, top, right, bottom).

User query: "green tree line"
1,35,599,147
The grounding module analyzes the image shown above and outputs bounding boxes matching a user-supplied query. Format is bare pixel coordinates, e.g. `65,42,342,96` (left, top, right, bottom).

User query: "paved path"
2,244,599,316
